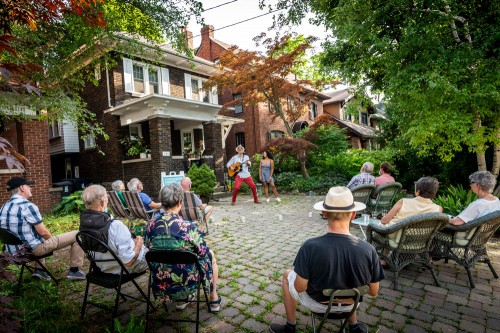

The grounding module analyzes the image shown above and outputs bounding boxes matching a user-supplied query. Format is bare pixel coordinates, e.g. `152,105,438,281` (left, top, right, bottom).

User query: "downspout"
105,60,112,108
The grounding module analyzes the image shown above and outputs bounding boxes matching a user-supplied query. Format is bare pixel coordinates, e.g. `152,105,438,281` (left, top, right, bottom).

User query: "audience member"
347,162,376,189
80,185,148,274
0,177,85,280
128,178,161,211
375,162,395,187
269,187,385,333
180,177,214,222
111,180,127,207
145,183,221,311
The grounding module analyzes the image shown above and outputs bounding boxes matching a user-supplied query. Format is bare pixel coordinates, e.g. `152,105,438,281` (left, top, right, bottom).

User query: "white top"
227,154,251,178
458,198,500,223
95,220,147,274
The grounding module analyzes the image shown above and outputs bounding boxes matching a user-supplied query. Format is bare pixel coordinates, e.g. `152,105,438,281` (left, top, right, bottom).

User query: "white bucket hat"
235,145,245,152
313,186,366,212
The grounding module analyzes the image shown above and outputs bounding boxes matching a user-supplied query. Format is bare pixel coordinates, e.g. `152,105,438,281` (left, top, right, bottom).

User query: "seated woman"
145,183,221,311
380,177,442,259
449,171,500,226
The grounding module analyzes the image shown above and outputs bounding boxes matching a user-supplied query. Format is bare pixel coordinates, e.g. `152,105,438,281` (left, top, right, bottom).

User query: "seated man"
111,180,127,207
269,187,385,333
180,177,214,223
80,185,148,274
0,177,85,280
128,178,161,212
347,162,376,190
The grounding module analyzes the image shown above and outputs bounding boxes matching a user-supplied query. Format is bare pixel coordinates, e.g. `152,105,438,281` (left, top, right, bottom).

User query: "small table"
352,217,381,241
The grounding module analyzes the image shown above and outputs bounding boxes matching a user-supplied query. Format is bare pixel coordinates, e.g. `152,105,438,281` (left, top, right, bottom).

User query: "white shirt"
458,198,500,223
227,154,251,178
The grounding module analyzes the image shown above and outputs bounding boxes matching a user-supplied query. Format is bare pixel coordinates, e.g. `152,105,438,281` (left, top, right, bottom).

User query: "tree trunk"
491,128,500,177
476,152,487,171
299,159,310,179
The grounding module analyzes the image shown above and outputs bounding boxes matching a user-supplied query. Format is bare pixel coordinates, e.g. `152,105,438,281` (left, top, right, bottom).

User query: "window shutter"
161,68,170,95
123,58,133,93
211,86,218,104
184,73,192,99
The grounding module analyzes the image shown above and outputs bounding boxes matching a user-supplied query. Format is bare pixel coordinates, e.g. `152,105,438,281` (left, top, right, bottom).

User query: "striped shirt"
347,172,376,189
0,194,44,252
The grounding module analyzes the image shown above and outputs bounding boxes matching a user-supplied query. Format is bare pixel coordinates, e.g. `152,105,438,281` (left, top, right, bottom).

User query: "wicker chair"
350,184,376,206
368,182,402,214
431,210,500,288
366,213,449,290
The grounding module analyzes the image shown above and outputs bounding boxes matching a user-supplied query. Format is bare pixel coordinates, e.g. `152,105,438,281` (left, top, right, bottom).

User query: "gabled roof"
210,37,233,50
331,116,378,139
323,88,353,105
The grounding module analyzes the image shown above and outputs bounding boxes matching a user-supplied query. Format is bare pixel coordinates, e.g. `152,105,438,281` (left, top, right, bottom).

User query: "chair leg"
81,281,91,319
393,271,399,291
145,280,152,333
113,286,122,318
17,263,26,293
465,267,476,289
35,259,59,285
131,279,156,310
486,259,499,278
310,314,317,333
429,266,441,287
195,283,201,333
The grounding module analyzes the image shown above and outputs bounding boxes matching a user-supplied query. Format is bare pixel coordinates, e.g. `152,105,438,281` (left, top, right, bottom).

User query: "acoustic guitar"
228,158,252,178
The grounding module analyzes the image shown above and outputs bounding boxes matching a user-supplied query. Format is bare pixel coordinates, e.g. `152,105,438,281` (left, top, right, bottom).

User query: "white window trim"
129,124,143,140
49,121,61,139
181,130,194,154
123,58,170,96
83,134,96,149
184,73,217,104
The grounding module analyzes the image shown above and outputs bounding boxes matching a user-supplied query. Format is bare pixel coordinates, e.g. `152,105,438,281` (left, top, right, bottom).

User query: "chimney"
182,27,193,49
201,24,214,41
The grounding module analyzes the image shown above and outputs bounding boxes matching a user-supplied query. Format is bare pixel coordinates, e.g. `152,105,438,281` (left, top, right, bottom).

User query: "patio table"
352,217,381,241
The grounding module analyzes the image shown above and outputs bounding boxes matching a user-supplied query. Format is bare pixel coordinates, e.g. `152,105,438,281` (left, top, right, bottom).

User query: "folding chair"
76,232,154,323
0,227,58,292
310,285,369,333
179,192,209,235
145,249,211,333
123,191,158,221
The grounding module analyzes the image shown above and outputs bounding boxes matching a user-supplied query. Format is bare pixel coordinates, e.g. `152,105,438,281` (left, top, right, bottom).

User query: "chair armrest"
145,208,159,214
367,213,449,235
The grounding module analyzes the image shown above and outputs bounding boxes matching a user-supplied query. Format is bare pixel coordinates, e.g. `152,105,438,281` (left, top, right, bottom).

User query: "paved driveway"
85,194,500,332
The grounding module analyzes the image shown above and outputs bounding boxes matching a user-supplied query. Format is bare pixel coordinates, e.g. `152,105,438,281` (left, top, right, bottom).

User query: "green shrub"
186,164,216,197
326,149,396,179
275,172,349,193
434,184,477,216
52,190,85,215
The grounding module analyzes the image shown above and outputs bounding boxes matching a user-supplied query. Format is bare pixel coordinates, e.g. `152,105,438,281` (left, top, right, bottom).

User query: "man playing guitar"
226,145,260,206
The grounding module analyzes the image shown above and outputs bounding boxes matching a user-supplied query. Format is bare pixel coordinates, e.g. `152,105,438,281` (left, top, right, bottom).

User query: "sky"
187,0,329,52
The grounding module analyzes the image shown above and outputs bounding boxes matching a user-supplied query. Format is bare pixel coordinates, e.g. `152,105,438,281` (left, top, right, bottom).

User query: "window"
361,112,368,125
132,64,145,93
191,78,200,101
94,64,101,81
235,132,245,148
309,102,317,120
182,131,193,155
83,134,96,149
269,130,285,141
149,69,159,94
49,122,61,139
129,124,142,140
233,94,243,114
184,73,218,104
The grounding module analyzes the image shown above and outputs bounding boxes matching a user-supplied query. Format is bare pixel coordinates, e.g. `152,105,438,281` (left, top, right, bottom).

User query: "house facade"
50,35,242,199
195,25,329,158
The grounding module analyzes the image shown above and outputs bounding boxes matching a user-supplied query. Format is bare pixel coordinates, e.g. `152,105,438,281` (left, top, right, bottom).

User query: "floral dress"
145,211,213,302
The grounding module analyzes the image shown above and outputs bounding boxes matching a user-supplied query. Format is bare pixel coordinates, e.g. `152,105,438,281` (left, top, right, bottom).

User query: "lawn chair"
76,232,154,323
179,191,209,235
368,182,402,215
145,249,212,333
310,285,369,333
0,228,59,292
431,210,500,288
107,191,134,223
123,191,158,221
366,213,449,290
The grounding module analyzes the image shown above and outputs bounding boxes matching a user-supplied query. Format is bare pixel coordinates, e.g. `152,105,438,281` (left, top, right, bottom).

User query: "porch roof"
104,94,242,127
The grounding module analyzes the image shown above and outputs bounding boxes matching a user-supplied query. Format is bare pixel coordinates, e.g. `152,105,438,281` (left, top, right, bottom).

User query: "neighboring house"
50,33,242,198
323,88,379,149
0,108,61,213
195,25,330,158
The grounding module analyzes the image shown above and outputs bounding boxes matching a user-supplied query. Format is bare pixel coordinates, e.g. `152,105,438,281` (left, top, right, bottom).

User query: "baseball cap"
7,178,35,192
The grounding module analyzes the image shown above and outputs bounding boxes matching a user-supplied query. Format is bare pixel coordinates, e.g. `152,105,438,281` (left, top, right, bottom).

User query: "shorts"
287,271,354,313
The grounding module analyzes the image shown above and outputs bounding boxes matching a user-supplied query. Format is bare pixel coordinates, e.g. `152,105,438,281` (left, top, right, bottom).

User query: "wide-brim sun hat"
313,186,366,212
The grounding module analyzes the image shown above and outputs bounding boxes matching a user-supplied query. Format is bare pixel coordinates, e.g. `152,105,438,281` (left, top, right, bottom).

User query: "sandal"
209,295,222,312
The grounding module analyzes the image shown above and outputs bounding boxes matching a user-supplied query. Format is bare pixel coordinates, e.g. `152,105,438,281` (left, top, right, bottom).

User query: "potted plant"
186,164,216,203
120,136,149,158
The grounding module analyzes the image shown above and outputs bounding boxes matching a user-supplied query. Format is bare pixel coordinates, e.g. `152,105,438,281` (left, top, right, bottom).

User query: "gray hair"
469,171,497,193
159,183,184,210
128,178,140,192
82,185,107,209
111,180,124,191
9,188,20,196
362,162,374,174
415,177,439,199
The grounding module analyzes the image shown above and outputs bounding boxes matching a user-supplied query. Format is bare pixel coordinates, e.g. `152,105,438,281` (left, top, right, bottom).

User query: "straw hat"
235,145,245,152
313,186,366,212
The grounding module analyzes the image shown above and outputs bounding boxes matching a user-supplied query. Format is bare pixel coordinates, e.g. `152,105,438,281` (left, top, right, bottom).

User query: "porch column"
203,121,224,184
149,116,172,196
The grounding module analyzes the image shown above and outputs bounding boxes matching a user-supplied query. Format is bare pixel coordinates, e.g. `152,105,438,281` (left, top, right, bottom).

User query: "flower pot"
140,153,147,159
147,153,151,158
200,195,210,204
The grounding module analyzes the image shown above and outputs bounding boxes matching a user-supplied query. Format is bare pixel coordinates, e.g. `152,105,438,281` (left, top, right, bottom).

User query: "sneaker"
32,269,51,281
175,302,190,310
266,198,270,202
275,197,281,202
209,295,222,312
269,323,296,333
254,200,261,204
67,269,86,280
349,322,368,333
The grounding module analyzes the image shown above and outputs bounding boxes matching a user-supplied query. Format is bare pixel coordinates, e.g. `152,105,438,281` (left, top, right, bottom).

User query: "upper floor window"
361,112,368,125
309,102,317,120
268,130,285,141
49,122,61,139
233,94,243,114
83,134,96,149
184,73,218,104
123,58,170,95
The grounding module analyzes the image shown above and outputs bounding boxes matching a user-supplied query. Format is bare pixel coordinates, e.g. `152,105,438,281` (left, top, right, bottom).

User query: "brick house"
49,34,242,200
323,88,379,149
0,113,60,213
195,25,330,158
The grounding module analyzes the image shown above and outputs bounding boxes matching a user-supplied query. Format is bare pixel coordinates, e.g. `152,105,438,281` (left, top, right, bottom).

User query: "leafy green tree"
270,0,500,176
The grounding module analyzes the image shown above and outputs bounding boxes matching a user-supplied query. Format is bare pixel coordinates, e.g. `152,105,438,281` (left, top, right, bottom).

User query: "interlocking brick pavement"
73,194,500,332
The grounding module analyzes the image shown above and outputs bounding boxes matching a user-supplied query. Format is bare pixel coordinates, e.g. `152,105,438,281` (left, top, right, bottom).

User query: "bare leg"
263,183,269,198
270,183,279,198
282,269,298,323
209,250,219,301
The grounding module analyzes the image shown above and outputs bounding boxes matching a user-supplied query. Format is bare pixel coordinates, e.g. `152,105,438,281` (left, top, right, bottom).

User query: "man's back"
294,233,384,303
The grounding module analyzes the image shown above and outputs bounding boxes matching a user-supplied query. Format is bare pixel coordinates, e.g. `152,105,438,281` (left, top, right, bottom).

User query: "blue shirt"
139,192,153,210
0,194,44,252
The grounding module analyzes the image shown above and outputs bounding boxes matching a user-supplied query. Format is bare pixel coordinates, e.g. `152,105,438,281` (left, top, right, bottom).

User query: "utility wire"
203,0,239,12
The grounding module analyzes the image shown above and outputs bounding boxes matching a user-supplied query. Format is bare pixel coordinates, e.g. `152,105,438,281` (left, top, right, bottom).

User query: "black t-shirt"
293,233,385,303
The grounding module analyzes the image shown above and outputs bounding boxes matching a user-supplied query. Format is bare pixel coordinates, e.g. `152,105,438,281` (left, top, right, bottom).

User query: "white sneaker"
266,198,270,202
276,197,281,202
176,302,190,310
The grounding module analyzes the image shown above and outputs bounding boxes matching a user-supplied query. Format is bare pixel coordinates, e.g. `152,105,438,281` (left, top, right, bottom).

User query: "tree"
271,0,500,176
206,34,329,137
262,137,317,178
